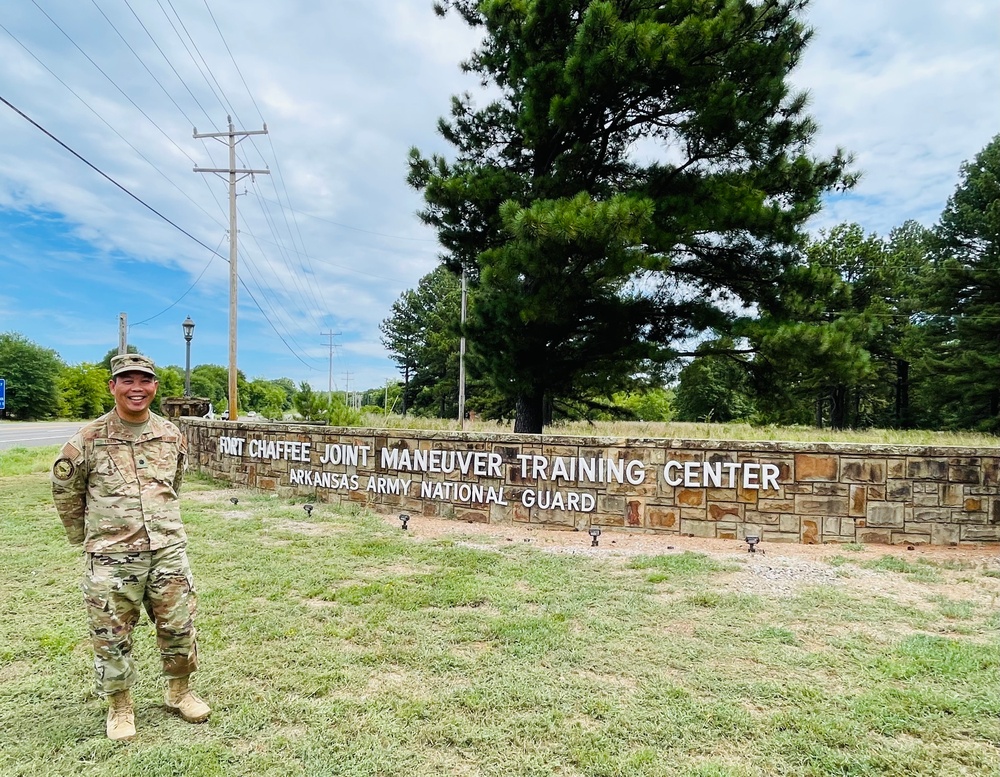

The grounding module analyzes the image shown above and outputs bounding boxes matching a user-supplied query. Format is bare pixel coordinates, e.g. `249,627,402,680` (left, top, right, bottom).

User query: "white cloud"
0,0,996,389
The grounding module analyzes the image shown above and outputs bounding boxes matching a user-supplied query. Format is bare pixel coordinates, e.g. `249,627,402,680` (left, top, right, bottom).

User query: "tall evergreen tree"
409,0,854,432
381,267,463,416
884,220,933,428
921,134,1000,429
748,222,930,429
752,224,890,428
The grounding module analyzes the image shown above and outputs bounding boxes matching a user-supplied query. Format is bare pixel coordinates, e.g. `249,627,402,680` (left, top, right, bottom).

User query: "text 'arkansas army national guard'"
52,353,211,741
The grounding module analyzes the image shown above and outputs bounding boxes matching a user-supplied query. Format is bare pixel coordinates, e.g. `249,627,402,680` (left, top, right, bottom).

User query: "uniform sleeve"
51,437,88,546
173,433,188,495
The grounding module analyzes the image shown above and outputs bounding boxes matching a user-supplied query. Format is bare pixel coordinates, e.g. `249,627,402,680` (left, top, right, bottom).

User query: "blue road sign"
0,378,5,410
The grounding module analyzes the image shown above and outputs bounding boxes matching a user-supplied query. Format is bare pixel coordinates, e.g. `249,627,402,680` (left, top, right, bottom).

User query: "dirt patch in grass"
272,519,346,536
377,511,1000,605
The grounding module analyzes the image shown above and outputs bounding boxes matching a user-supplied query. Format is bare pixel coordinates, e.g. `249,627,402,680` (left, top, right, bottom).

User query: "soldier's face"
109,372,158,422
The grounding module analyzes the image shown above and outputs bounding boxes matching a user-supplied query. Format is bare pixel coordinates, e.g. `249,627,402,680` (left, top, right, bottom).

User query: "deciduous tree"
57,362,113,420
0,332,63,420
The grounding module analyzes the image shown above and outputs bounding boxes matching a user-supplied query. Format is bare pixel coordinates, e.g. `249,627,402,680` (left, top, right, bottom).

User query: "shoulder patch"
52,457,76,481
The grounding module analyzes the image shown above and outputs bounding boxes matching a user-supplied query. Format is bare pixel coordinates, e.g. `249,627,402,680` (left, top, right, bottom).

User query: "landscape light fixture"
399,514,410,531
745,535,760,553
588,526,601,547
230,497,238,506
182,316,195,397
303,504,314,517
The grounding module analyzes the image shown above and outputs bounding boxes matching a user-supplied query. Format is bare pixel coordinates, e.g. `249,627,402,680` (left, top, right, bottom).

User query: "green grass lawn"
2,446,1000,776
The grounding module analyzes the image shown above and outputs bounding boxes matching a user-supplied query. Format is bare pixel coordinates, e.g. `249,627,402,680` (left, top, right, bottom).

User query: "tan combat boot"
164,676,211,723
106,689,136,741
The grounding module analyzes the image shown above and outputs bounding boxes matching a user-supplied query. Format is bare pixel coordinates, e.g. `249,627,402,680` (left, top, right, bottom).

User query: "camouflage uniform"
52,410,199,694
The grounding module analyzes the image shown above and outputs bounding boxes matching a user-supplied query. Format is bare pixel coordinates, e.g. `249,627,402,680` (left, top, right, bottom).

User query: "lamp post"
182,316,195,397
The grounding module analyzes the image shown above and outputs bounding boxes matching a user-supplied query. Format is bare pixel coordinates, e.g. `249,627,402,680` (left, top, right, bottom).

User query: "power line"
0,20,226,230
252,191,439,242
29,0,199,165
0,92,220,256
196,6,328,316
165,0,238,122
244,178,327,315
130,232,226,327
120,0,216,128
153,0,229,118
0,92,315,368
235,241,316,358
115,0,326,358
90,0,198,129
198,1,318,275
6,5,327,376
321,331,341,396
245,229,405,282
238,264,318,370
165,2,327,317
201,0,257,108
107,0,231,220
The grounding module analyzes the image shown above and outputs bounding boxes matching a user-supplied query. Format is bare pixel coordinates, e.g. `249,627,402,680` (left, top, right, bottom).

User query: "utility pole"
321,331,340,401
194,116,268,421
118,313,128,355
342,371,354,409
458,268,467,429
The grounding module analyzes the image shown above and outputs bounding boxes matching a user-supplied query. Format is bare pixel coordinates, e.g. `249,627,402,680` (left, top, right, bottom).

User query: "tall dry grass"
361,415,1000,447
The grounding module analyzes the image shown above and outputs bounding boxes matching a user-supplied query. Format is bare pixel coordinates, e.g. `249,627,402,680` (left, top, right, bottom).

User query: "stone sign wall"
179,418,1000,546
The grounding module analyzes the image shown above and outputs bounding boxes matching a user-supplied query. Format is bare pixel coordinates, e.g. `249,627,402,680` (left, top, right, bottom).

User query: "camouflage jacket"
51,410,188,553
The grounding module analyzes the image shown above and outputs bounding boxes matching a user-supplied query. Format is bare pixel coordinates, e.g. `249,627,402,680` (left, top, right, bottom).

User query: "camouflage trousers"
82,543,199,694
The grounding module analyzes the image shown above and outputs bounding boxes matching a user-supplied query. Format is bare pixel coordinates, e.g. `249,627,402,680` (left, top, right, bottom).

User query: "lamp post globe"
182,316,195,397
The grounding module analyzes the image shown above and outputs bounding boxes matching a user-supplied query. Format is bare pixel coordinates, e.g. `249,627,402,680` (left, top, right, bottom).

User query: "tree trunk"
514,390,545,434
402,366,409,416
830,385,848,430
895,359,910,428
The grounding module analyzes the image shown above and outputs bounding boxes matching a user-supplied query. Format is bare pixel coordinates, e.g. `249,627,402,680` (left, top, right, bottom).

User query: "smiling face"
109,371,158,422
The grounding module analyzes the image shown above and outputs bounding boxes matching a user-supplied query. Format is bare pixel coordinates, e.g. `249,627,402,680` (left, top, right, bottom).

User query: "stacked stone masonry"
179,418,1000,546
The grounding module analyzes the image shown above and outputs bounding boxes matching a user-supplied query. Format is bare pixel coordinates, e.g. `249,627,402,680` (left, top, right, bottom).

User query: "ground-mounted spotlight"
399,513,410,531
303,504,314,517
588,526,601,547
745,534,760,553
230,497,239,506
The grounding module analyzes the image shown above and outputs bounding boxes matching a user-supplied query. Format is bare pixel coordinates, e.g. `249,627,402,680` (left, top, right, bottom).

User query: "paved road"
0,421,86,451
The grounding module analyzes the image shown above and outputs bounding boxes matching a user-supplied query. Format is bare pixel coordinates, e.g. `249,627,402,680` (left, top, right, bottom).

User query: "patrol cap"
110,353,157,378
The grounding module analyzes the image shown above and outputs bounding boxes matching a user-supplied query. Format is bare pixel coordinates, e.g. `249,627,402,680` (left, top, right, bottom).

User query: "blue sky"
0,1,997,393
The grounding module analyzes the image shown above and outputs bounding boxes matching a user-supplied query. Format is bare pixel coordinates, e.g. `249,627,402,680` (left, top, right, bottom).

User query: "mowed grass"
3,447,1000,776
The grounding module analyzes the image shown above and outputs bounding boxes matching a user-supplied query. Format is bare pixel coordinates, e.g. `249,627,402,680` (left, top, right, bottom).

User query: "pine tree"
410,0,854,432
921,134,1000,429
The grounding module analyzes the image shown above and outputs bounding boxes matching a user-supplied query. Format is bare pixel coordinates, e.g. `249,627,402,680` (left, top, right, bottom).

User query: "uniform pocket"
108,446,138,484
92,447,128,497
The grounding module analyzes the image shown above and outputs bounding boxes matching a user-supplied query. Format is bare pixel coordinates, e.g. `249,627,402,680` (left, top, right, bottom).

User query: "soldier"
52,353,210,741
